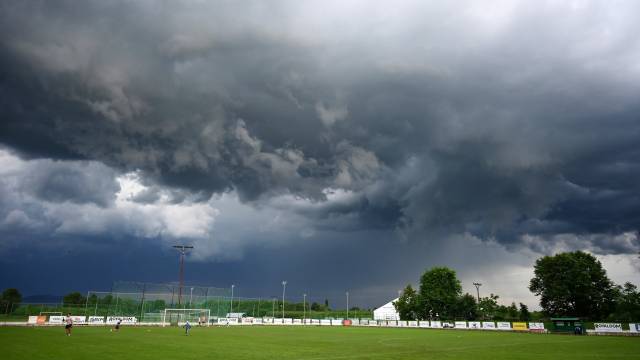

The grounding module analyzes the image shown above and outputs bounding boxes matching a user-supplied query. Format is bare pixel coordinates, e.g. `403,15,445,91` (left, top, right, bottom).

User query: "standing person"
184,320,192,336
64,313,73,336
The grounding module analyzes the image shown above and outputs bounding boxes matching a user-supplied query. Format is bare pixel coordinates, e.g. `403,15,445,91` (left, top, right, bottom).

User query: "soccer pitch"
2,326,638,360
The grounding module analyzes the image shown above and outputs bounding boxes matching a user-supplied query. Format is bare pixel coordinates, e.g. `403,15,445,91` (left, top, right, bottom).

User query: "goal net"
162,309,210,327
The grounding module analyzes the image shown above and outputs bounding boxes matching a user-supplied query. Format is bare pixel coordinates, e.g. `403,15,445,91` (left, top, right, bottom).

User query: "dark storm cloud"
20,160,120,207
1,0,640,260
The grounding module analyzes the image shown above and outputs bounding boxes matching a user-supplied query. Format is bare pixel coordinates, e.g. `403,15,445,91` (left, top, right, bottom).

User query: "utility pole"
473,282,482,303
230,284,235,314
303,293,307,322
173,245,194,306
281,281,287,319
346,292,349,319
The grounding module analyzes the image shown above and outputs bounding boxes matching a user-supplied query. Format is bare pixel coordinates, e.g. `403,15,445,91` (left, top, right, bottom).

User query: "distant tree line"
1,288,22,314
394,251,640,321
393,267,533,321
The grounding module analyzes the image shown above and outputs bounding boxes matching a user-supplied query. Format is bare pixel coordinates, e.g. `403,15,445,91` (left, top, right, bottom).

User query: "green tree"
529,251,617,319
456,293,478,320
519,303,530,321
87,294,98,305
394,285,420,320
610,282,640,321
478,294,499,319
2,288,22,313
63,292,86,306
507,302,518,320
418,267,462,319
151,299,166,312
100,294,113,305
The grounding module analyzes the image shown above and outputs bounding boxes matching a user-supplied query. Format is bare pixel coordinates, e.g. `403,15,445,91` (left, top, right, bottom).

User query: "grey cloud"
20,161,120,207
1,0,640,258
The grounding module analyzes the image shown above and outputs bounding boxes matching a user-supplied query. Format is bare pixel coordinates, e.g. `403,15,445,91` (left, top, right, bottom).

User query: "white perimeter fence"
4,316,640,335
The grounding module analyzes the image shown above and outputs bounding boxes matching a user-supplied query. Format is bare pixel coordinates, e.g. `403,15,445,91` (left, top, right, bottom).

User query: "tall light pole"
346,292,349,319
473,282,482,303
230,284,235,314
303,293,307,322
189,287,194,307
272,297,276,318
173,245,194,306
281,281,287,319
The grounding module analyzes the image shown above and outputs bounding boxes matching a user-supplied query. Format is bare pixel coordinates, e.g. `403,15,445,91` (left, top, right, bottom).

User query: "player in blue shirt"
184,320,192,335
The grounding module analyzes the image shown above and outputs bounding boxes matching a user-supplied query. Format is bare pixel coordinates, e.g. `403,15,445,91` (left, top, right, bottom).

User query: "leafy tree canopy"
529,251,617,319
394,285,420,320
418,267,462,319
2,288,22,306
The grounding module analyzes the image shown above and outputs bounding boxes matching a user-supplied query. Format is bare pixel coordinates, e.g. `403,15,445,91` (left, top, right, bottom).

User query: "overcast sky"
1,0,639,309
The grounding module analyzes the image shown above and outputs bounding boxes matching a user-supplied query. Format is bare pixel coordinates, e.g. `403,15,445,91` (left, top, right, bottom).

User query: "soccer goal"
162,309,211,327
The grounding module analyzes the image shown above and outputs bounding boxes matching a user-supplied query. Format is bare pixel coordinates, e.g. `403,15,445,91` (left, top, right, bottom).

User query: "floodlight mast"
173,245,194,306
473,282,482,303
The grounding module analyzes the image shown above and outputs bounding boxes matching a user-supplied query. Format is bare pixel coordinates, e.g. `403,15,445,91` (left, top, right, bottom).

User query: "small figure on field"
112,319,122,332
184,320,192,335
64,313,73,336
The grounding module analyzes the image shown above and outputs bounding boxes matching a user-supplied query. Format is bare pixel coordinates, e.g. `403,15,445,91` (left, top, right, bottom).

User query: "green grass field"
1,326,638,359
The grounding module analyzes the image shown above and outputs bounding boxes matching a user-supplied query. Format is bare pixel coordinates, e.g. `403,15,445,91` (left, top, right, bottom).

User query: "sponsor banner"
28,316,38,324
369,320,378,327
283,318,293,325
512,322,528,331
342,319,353,326
528,322,545,330
106,316,137,325
226,318,239,324
72,316,86,325
49,316,65,324
468,321,481,329
594,323,622,333
397,321,407,327
37,316,47,325
628,323,639,333
331,319,343,326
320,319,331,326
254,318,263,324
217,318,228,325
311,319,321,325
293,319,302,325
455,321,467,329
431,321,442,328
419,321,430,328
88,316,105,324
497,322,511,330
442,322,454,328
241,317,254,324
273,318,283,325
482,322,496,329
408,321,418,328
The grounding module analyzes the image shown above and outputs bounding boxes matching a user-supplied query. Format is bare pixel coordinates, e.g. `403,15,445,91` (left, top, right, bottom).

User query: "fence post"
140,284,146,322
84,291,89,317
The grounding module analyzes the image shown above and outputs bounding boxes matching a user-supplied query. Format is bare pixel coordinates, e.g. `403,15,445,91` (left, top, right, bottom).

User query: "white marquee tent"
373,298,400,321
